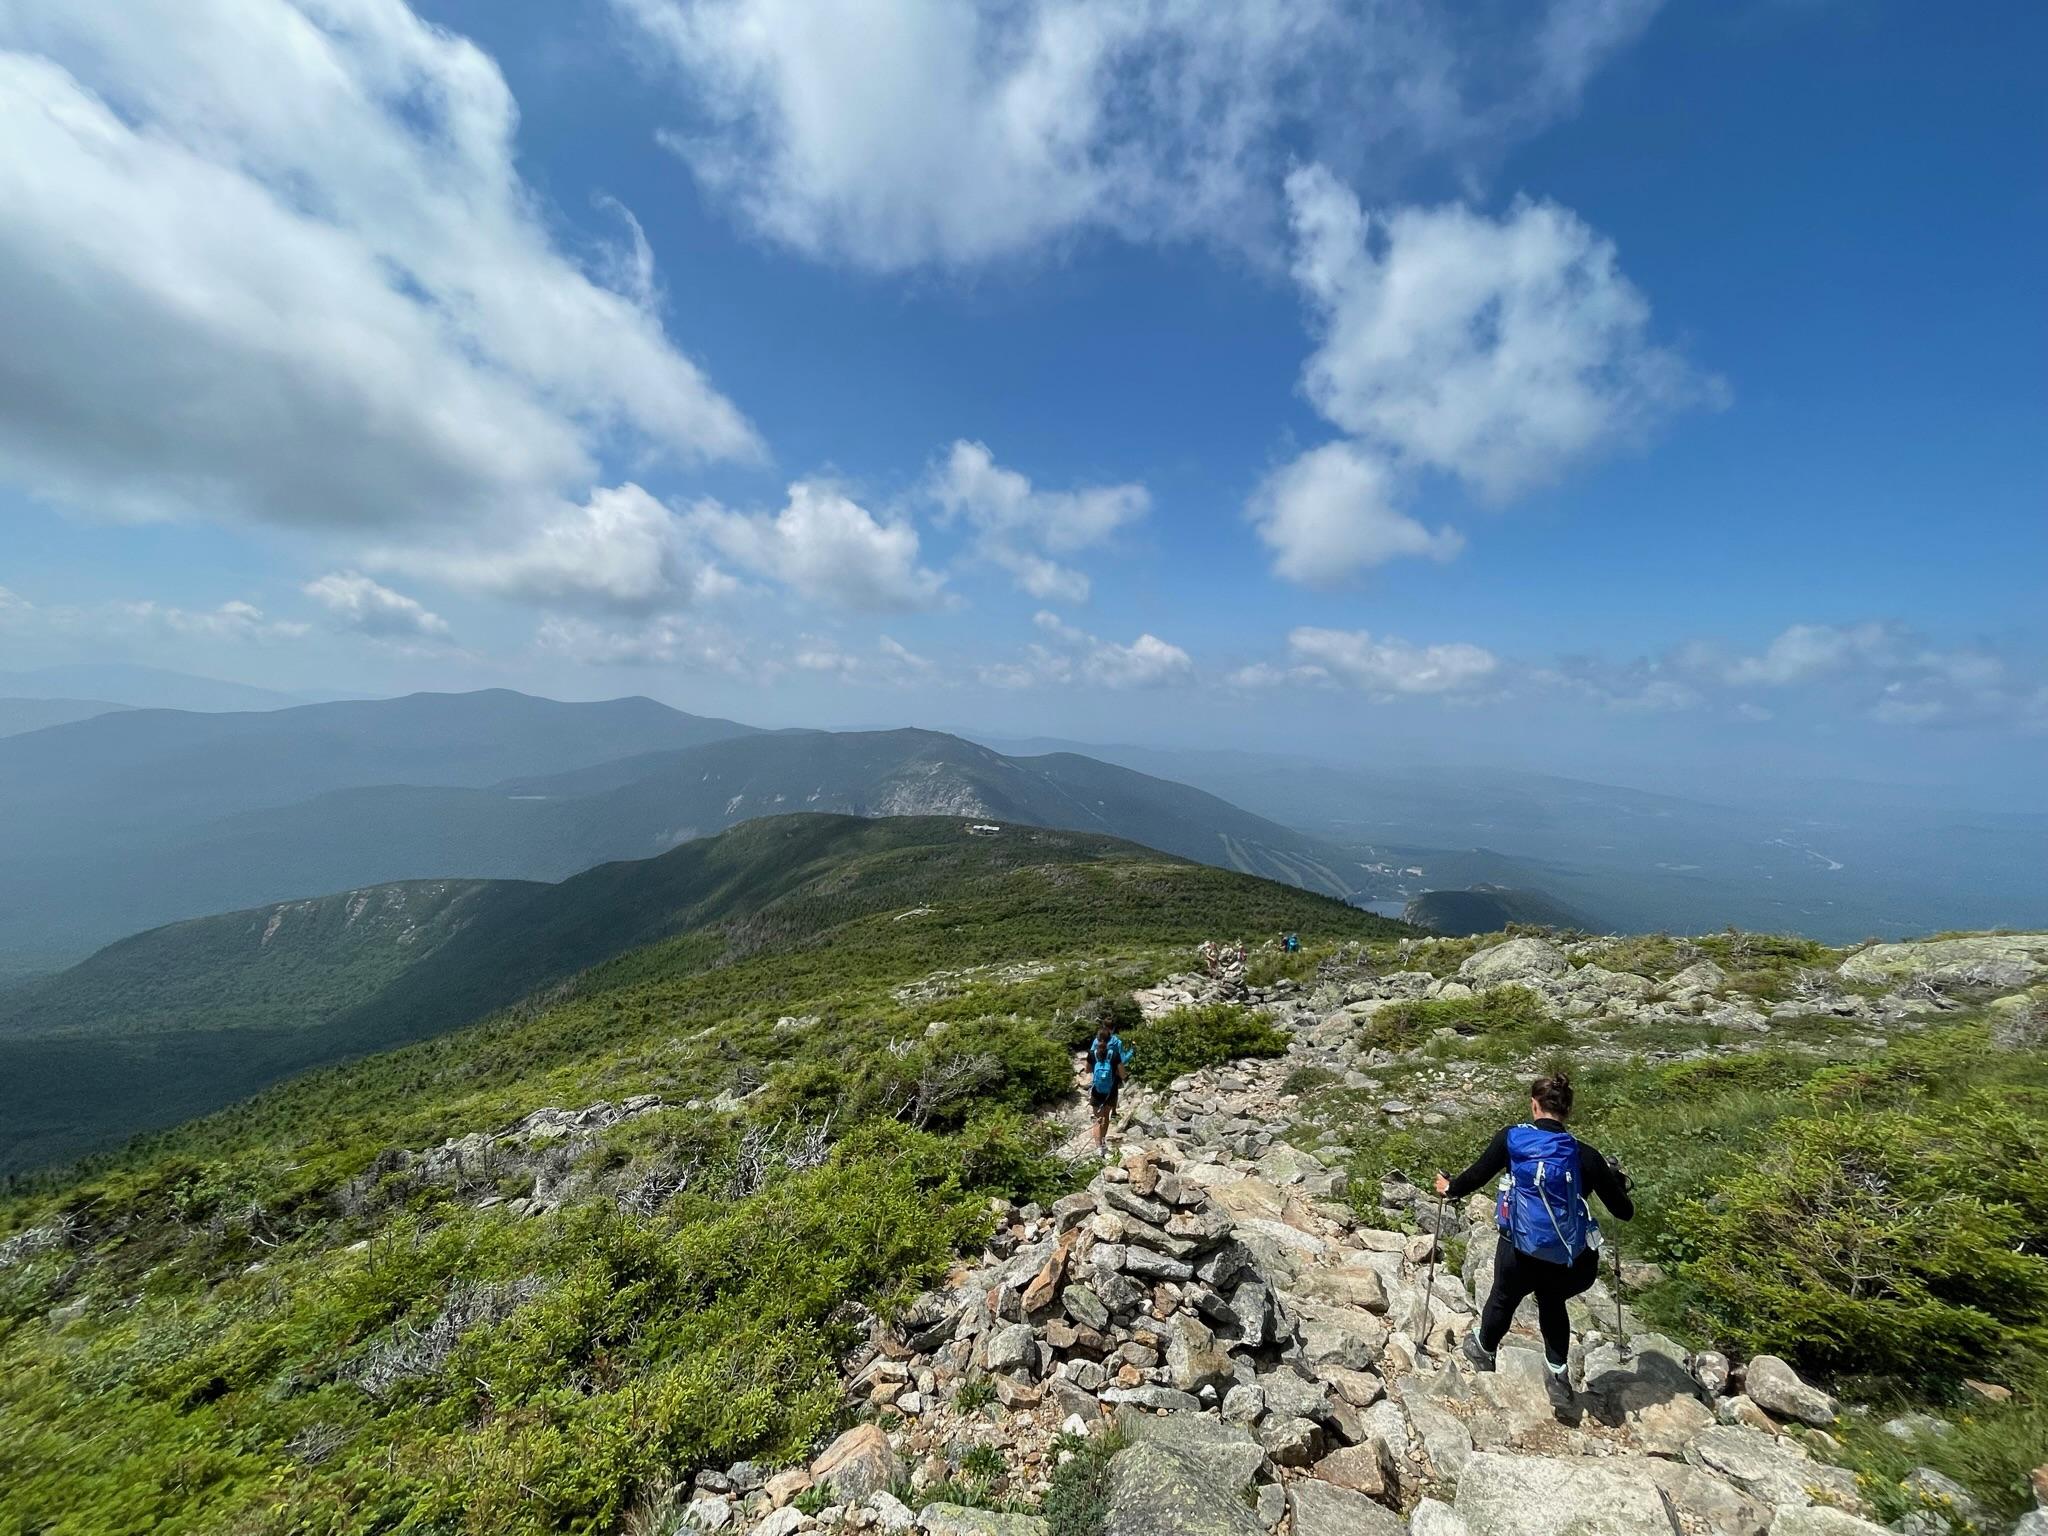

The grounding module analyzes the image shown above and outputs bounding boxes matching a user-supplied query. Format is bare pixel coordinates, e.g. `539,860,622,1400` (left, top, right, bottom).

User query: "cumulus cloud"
1287,165,1713,500
1254,164,1718,583
1286,627,1498,695
982,611,1193,688
1722,622,1894,686
383,485,737,613
1248,441,1462,586
1,587,308,645
929,440,1147,601
303,572,450,641
614,0,1659,270
535,614,746,672
0,0,756,578
691,481,947,612
789,633,938,686
1085,632,1195,688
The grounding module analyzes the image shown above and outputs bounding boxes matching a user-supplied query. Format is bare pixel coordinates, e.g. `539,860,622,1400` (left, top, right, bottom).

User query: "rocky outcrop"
1837,933,2048,989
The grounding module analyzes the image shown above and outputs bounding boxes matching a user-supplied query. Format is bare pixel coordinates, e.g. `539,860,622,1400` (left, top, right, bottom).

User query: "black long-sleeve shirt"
1443,1117,1635,1220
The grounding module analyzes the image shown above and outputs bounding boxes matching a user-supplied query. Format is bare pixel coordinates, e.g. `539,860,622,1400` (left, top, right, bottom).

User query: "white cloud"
0,585,306,644
303,572,450,641
1286,164,1717,499
692,481,946,612
997,609,1192,688
789,633,938,686
929,441,1147,602
1254,164,1716,583
615,0,1659,270
535,614,746,672
1724,622,1894,686
1248,440,1462,586
386,484,736,612
1286,627,1498,695
94,599,307,644
0,0,756,567
1085,632,1194,688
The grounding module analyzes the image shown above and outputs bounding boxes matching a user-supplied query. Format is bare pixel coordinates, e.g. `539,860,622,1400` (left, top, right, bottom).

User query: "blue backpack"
1495,1124,1597,1263
1090,1036,1129,1092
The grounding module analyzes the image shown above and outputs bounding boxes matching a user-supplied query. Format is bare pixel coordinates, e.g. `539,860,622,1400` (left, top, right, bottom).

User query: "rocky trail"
677,933,2048,1536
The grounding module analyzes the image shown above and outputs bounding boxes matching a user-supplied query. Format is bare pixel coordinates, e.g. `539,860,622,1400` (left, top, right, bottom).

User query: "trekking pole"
1610,1232,1629,1361
1420,1186,1447,1349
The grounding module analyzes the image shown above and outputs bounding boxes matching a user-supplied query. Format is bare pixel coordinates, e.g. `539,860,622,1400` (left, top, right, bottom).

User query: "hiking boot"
1545,1360,1581,1423
1460,1331,1497,1373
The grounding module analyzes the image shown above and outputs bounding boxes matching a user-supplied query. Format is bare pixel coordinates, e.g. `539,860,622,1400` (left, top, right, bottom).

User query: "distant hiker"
1284,932,1301,954
1434,1071,1633,1408
1087,1020,1132,1157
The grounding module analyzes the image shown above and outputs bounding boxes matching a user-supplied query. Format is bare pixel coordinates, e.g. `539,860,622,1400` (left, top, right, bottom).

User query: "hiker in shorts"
1434,1071,1633,1409
1087,1019,1131,1157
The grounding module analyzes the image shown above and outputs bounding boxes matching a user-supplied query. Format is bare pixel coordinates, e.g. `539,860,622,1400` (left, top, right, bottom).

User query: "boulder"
1639,1460,1773,1536
1220,1384,1265,1426
811,1423,900,1506
1693,1350,1732,1397
1310,1441,1393,1499
1112,1407,1266,1488
753,1510,804,1536
2014,1514,2048,1536
982,1322,1037,1376
1453,1452,1676,1534
1408,1499,1472,1536
681,1495,733,1531
1257,1415,1325,1467
1685,1426,1859,1511
1062,1285,1111,1332
1837,934,2048,989
1101,1442,1264,1536
1285,1478,1405,1536
1100,1385,1201,1414
1743,1355,1837,1427
1458,939,1570,987
918,1505,1050,1536
867,1491,917,1532
1763,1510,1892,1536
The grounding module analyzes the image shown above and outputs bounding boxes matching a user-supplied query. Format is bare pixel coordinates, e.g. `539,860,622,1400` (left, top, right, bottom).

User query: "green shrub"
1675,1097,2048,1384
1281,1066,1339,1097
1829,1368,2047,1529
959,1443,1006,1481
949,1110,1077,1205
1042,1429,1126,1536
1363,986,1546,1052
1123,1006,1288,1087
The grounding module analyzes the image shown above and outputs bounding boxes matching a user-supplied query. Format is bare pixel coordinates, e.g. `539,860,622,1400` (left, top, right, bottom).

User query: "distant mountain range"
0,662,323,712
0,692,1371,973
0,696,134,738
0,814,1393,1173
981,736,2048,942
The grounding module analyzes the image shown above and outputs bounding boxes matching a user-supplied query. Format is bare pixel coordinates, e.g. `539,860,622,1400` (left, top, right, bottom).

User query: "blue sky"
1,0,2042,802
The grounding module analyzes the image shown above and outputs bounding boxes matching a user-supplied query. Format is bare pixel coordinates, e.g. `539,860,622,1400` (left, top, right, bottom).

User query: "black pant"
1478,1235,1599,1366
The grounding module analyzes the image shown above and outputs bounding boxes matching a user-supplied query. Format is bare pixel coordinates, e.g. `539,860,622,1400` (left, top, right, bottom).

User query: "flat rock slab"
917,1504,1050,1536
1286,1477,1407,1536
1102,1442,1265,1536
1454,1451,1677,1535
1765,1510,1894,1536
1112,1406,1267,1489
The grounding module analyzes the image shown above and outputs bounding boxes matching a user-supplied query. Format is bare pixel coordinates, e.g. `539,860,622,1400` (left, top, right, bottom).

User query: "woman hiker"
1087,1018,1132,1158
1433,1070,1634,1406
